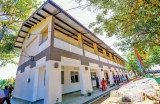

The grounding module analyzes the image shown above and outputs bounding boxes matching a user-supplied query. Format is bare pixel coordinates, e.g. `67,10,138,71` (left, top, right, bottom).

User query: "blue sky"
0,0,123,79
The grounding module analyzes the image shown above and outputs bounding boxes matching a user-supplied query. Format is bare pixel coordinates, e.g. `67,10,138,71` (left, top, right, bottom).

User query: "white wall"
19,16,54,66
61,66,80,94
37,67,45,100
13,68,36,101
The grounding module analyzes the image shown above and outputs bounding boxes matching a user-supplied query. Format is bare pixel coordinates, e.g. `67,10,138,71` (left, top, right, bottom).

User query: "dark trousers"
1,97,11,104
96,81,99,88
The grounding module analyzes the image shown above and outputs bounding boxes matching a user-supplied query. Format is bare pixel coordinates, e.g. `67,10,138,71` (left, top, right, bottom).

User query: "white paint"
54,37,83,55
44,60,62,104
36,56,46,66
61,56,81,65
61,66,80,94
96,68,105,88
84,50,99,60
79,66,93,95
99,56,108,63
13,68,36,101
38,40,48,53
108,60,113,65
37,67,45,100
89,62,99,67
24,65,30,72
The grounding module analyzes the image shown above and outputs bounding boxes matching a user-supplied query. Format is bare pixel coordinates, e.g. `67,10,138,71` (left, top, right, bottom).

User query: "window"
40,25,48,45
91,72,96,80
61,71,64,84
71,72,79,83
41,29,48,43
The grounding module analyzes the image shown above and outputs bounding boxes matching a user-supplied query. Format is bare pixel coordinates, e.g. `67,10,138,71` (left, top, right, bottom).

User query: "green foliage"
75,0,160,52
0,0,42,67
0,77,15,89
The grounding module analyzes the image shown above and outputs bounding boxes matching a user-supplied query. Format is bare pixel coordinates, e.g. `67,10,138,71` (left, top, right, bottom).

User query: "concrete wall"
37,67,45,100
61,66,80,94
13,68,36,101
19,16,53,66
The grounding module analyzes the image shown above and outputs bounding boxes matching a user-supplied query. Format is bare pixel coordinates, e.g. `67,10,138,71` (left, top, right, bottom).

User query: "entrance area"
104,70,110,85
61,65,81,95
90,68,100,90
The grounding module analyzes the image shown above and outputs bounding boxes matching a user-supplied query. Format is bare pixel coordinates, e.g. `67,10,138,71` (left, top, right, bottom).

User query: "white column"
108,70,114,84
79,66,93,95
96,68,105,88
32,68,39,101
44,61,62,104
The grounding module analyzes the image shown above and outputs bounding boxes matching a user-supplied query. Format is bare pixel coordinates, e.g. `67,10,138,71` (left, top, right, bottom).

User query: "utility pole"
0,24,7,41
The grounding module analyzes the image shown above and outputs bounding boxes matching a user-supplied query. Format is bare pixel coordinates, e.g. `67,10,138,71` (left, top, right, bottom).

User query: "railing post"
78,33,84,56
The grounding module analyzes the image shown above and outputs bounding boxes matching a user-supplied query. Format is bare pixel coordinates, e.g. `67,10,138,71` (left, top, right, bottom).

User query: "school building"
13,0,128,104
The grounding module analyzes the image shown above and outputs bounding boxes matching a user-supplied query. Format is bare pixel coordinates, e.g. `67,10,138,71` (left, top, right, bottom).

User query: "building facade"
13,1,128,104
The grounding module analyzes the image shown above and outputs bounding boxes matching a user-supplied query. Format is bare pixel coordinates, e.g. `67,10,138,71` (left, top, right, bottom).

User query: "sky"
0,0,123,79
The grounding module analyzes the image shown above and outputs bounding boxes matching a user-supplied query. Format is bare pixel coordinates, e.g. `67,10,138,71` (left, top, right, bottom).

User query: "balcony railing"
99,56,108,63
54,37,125,68
54,37,83,56
84,50,99,60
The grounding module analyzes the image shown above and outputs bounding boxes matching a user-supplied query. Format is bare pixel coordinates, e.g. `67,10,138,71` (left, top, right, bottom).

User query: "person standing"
101,78,107,91
1,86,11,104
126,75,129,82
116,75,119,85
8,85,13,99
121,75,124,82
113,75,116,85
95,77,99,88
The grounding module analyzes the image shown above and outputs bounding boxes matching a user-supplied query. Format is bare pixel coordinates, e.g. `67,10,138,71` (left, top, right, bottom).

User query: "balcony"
84,50,99,60
54,37,83,56
54,37,125,68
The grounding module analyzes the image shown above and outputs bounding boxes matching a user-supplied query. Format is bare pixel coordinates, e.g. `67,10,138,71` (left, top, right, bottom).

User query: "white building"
13,1,128,104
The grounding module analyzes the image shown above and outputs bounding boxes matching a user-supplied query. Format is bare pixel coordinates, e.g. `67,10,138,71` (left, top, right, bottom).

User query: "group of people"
95,74,129,91
95,77,107,91
0,85,14,104
113,74,129,85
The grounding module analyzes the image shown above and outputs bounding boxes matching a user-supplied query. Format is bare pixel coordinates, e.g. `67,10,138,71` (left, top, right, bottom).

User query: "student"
1,86,11,104
116,75,119,85
126,75,129,82
113,75,116,85
8,85,13,99
101,78,107,91
95,77,99,88
121,75,124,82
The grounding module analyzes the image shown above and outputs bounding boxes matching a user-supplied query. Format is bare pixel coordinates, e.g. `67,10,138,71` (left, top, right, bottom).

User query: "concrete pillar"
108,70,114,84
93,43,98,55
44,61,62,104
32,69,39,101
96,68,105,88
109,53,113,61
48,16,55,46
102,49,107,58
79,66,93,95
78,33,85,56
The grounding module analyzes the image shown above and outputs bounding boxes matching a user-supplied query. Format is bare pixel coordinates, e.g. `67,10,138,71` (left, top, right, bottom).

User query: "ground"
91,93,110,104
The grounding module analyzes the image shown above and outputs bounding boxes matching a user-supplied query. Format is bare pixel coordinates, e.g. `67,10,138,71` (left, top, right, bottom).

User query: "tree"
75,0,160,52
0,0,42,67
125,47,160,75
0,77,15,89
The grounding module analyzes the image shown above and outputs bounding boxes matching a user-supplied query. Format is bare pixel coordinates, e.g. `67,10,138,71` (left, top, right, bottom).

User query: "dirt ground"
91,92,110,104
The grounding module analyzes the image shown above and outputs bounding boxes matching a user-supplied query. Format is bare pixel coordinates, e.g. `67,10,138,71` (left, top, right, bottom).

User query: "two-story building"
13,0,128,104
